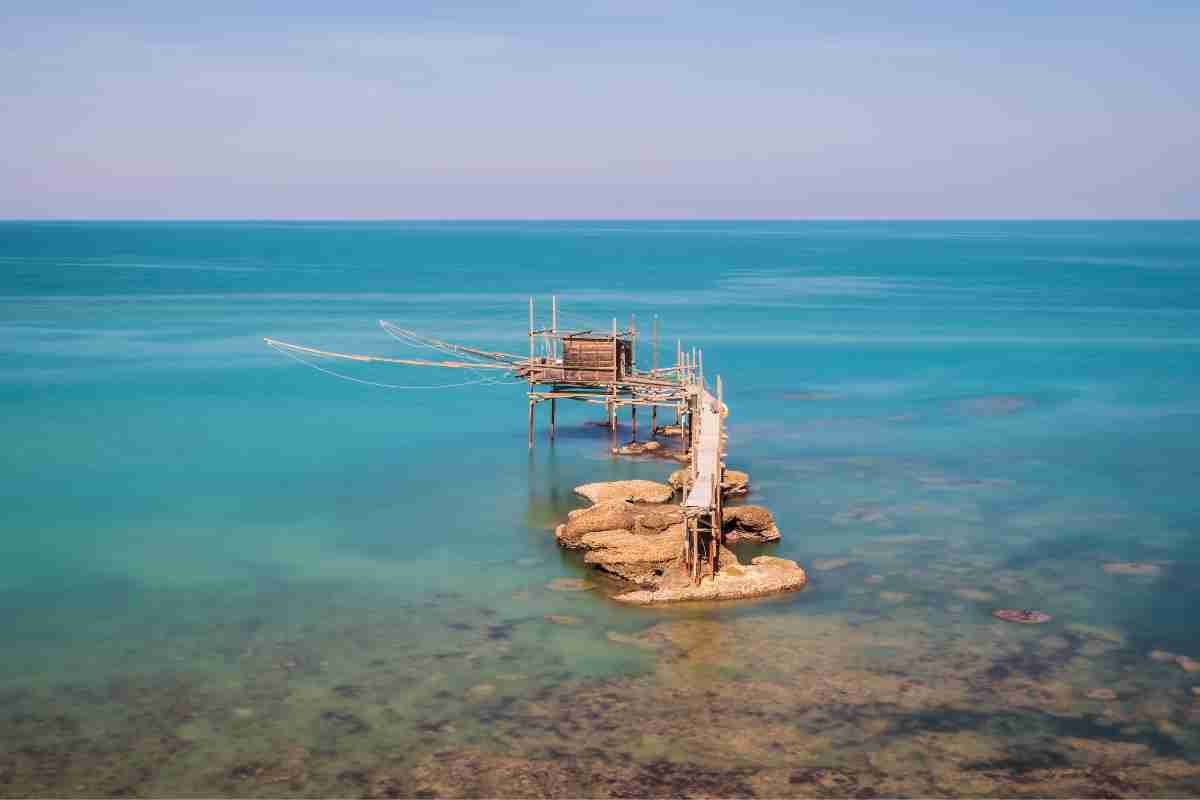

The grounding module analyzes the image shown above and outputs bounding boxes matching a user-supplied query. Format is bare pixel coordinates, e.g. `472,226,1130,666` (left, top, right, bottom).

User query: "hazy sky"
3,1,1198,218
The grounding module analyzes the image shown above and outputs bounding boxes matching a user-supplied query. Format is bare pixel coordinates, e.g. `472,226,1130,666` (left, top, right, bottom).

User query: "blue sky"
3,2,1198,218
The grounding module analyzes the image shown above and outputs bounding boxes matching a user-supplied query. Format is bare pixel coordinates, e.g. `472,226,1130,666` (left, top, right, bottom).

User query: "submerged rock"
1103,562,1163,576
722,505,781,543
546,578,595,592
813,558,852,571
574,480,673,505
992,609,1052,624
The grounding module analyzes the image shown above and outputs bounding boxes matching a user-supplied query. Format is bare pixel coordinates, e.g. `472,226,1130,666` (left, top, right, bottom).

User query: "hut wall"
563,338,616,384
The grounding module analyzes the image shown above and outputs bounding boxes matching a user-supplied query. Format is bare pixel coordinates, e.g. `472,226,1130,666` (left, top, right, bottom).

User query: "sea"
1,220,1198,797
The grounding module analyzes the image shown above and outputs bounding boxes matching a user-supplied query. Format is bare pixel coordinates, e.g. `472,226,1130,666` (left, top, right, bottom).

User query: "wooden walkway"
683,386,722,512
679,374,725,581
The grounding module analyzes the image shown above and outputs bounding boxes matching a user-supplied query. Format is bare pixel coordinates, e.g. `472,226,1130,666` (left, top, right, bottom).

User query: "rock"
1177,656,1200,673
1149,649,1179,662
658,425,684,435
467,683,496,699
865,574,885,584
668,469,689,492
721,470,750,496
543,614,582,626
879,591,911,603
812,558,852,571
1192,687,1200,698
556,500,640,547
954,588,994,602
1086,688,1117,701
574,480,674,505
615,556,807,605
632,508,683,535
611,440,667,456
1103,562,1162,576
581,528,680,583
723,505,781,543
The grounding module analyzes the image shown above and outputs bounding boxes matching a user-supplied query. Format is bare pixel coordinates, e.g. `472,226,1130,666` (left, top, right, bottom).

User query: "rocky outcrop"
722,505,781,543
581,527,682,583
551,478,802,604
574,480,673,505
615,556,807,605
555,500,641,548
611,440,662,456
721,470,750,496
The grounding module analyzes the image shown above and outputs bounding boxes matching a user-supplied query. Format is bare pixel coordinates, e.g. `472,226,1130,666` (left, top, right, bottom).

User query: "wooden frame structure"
264,296,727,584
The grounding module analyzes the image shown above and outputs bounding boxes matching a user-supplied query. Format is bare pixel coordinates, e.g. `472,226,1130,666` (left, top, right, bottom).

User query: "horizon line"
2,217,1198,223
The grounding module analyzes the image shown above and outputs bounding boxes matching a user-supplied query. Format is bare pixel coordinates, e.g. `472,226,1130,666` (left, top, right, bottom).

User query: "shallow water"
2,221,1199,796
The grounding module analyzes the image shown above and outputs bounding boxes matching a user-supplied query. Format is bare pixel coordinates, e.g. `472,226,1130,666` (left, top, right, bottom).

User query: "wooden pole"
551,295,557,360
651,316,658,434
529,298,534,362
630,313,637,371
612,317,618,382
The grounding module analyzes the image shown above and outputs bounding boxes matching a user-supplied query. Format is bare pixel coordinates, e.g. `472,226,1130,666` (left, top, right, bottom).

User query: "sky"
3,1,1198,218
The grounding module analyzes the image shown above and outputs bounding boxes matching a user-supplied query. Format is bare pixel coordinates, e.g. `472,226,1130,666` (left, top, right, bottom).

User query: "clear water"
2,221,1199,796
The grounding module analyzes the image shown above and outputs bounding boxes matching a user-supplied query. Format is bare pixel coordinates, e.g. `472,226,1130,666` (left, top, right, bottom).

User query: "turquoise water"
2,221,1199,796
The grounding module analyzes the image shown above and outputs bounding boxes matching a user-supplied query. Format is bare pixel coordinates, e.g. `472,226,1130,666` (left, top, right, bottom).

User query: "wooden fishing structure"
264,297,728,583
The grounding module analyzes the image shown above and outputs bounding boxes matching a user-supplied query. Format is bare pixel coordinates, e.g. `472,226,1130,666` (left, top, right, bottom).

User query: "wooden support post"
630,313,636,371
632,404,637,440
651,316,658,434
529,298,534,362
550,398,556,441
528,399,535,449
